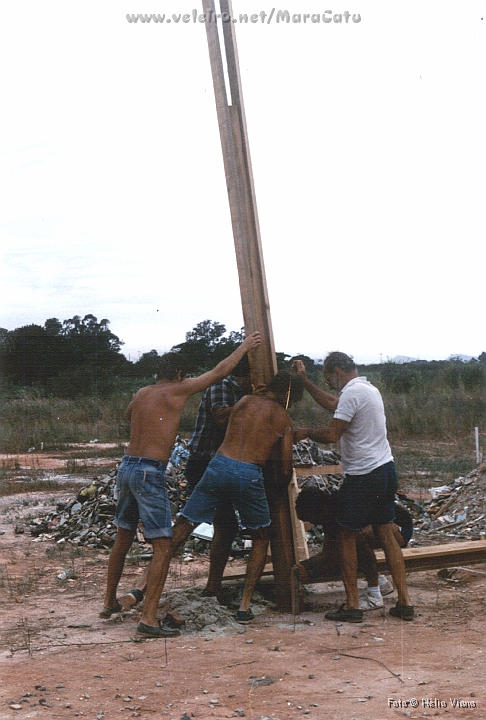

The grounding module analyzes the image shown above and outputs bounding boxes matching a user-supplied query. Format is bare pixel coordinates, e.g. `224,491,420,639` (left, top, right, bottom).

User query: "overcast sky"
1,0,484,365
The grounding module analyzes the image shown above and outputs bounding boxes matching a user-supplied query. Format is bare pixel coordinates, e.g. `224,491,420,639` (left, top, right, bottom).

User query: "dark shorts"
181,452,271,530
114,455,172,539
399,523,414,546
335,460,398,530
184,452,212,490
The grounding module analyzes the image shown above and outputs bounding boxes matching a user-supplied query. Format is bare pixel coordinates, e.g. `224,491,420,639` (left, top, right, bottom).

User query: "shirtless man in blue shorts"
170,371,304,623
99,331,261,637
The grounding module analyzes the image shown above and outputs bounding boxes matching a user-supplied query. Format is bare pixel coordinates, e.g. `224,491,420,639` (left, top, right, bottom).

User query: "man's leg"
205,503,239,596
338,526,360,609
102,527,137,611
356,534,379,588
237,527,269,615
138,518,195,627
323,526,363,622
138,537,172,628
374,523,412,607
119,515,195,608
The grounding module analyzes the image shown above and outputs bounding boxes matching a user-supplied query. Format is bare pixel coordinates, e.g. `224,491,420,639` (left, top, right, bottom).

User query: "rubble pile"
29,440,192,548
29,470,119,547
399,465,486,543
293,440,344,495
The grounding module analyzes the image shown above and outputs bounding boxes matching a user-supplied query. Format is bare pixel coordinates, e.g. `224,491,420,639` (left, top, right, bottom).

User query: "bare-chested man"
99,332,261,637
169,371,304,623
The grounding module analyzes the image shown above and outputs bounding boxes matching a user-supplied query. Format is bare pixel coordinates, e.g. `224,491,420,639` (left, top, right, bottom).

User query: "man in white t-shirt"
293,352,413,623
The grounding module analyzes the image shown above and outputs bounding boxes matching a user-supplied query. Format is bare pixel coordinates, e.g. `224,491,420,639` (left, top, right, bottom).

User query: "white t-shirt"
334,376,393,475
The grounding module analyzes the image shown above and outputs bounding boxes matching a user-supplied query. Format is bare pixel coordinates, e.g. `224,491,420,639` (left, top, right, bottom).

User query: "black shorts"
334,460,398,530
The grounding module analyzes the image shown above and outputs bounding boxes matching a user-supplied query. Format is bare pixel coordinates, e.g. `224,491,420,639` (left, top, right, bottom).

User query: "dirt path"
0,497,484,720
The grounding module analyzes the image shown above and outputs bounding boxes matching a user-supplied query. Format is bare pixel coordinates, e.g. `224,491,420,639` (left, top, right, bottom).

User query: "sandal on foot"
162,610,186,629
389,602,414,621
324,604,363,623
99,600,123,618
235,609,254,624
137,620,181,638
119,588,144,611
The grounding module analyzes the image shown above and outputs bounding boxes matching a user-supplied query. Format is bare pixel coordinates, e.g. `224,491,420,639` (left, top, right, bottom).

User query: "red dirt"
1,491,485,720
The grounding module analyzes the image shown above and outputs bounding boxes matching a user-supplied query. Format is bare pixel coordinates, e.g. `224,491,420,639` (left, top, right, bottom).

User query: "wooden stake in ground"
202,0,297,611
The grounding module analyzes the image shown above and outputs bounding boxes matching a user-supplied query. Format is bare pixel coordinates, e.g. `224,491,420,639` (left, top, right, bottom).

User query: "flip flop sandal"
119,588,144,610
99,600,123,618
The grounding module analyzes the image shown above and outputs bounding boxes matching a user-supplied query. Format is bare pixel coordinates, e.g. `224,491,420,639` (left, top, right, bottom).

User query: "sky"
1,0,485,365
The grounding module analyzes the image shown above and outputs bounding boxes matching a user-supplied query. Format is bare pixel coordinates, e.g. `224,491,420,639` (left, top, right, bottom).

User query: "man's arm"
292,359,338,413
180,332,261,396
294,418,349,444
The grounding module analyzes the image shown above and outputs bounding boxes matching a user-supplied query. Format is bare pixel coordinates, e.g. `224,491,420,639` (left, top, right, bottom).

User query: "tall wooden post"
202,0,296,611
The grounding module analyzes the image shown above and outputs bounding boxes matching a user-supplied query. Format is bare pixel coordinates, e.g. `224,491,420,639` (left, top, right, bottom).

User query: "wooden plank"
223,540,486,581
202,0,295,611
375,540,486,574
202,0,276,387
294,465,343,477
288,471,309,561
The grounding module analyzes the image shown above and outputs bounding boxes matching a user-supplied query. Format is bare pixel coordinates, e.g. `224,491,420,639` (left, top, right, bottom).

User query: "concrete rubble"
27,440,485,548
398,465,486,543
28,440,191,548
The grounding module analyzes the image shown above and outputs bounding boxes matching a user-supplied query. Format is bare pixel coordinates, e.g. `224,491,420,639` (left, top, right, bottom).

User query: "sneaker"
389,602,414,621
235,609,255,624
360,593,384,611
378,576,394,596
324,604,363,623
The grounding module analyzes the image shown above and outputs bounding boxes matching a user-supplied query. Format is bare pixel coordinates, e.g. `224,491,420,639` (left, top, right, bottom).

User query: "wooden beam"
201,0,276,387
223,540,486,581
288,471,309,561
202,0,295,612
294,465,344,477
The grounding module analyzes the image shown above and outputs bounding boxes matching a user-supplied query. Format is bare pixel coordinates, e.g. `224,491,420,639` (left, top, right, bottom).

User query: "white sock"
367,586,382,599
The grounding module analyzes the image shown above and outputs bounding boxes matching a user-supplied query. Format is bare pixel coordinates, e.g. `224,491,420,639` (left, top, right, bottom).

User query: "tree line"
1,314,484,398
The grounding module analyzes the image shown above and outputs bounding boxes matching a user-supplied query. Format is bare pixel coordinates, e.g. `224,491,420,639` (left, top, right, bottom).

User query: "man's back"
218,394,293,469
126,382,190,463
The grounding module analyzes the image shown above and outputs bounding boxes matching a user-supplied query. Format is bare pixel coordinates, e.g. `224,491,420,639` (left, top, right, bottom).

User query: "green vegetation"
1,315,484,453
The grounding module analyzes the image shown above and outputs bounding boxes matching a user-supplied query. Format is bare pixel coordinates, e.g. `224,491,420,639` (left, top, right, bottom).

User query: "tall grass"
1,378,484,454
0,391,130,453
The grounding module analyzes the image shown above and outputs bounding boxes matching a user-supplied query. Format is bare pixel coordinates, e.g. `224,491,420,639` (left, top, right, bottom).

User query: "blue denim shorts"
335,460,398,530
181,452,271,530
114,456,172,539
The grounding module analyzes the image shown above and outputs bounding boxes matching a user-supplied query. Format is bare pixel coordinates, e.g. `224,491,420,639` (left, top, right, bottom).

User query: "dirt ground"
0,463,485,720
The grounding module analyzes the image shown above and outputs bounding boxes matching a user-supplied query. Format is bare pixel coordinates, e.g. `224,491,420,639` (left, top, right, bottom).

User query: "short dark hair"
155,352,189,381
323,351,356,374
268,371,304,404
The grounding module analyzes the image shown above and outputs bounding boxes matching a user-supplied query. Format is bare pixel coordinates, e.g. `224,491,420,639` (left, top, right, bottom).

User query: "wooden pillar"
202,0,297,611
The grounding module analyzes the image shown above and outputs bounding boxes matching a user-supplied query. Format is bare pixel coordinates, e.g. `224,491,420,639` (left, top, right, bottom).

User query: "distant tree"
0,315,129,395
290,354,316,374
275,352,291,370
132,349,161,378
172,320,242,373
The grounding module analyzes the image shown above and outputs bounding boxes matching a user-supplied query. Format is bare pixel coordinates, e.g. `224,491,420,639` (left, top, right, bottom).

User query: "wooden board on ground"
223,539,486,581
